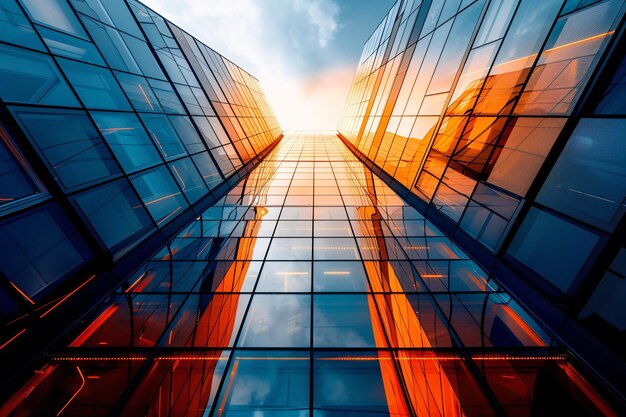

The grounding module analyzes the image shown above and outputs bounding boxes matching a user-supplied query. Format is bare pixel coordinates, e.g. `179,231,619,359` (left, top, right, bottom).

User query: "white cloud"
141,0,353,130
295,0,340,47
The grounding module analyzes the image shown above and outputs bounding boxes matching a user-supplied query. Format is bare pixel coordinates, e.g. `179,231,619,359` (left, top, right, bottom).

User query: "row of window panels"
119,258,500,295
349,0,622,125
0,135,239,307
67,289,545,350
4,350,611,417
0,41,273,162
0,1,279,157
340,0,622,154
13,0,278,127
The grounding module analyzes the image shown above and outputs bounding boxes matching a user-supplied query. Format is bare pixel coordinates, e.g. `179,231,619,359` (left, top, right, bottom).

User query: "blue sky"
141,0,394,129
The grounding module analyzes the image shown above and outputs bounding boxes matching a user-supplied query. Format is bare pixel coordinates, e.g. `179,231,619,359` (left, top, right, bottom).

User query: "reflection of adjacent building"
0,177,271,416
348,169,615,417
338,1,626,402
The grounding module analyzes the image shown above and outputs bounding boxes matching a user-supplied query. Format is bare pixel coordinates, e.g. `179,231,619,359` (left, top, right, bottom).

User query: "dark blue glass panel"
314,351,405,416
70,0,143,38
0,0,45,50
168,157,207,204
537,118,626,232
169,115,205,154
0,203,92,298
91,111,161,172
595,55,626,115
114,71,162,113
139,113,187,160
148,79,185,114
74,179,154,252
191,152,222,189
130,165,188,225
313,294,376,347
12,107,120,189
80,16,142,74
58,58,132,110
0,43,78,106
38,26,104,65
21,0,86,37
120,32,164,80
0,123,42,208
508,208,600,292
214,351,309,415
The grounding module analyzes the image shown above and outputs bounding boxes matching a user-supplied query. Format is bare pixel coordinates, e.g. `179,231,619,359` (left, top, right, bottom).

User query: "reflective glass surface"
4,133,615,417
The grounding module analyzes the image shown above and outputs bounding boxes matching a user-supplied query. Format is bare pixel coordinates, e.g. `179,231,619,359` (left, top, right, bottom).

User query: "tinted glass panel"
91,111,161,172
58,58,132,110
0,43,78,106
12,108,120,189
75,179,154,252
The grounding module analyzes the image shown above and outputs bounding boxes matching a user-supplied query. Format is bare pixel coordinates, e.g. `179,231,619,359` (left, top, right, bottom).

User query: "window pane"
508,208,600,292
140,113,187,159
74,179,154,252
58,58,131,110
0,43,78,106
537,118,626,232
313,294,376,347
191,152,221,189
38,26,104,65
214,351,310,415
314,261,369,292
0,123,43,208
131,165,188,225
114,71,162,113
595,55,626,115
12,107,120,189
169,115,205,154
149,79,185,114
238,294,311,347
91,111,161,172
487,118,565,196
314,351,410,416
192,116,221,148
0,0,44,50
256,261,311,292
21,0,86,37
0,203,92,298
168,157,207,204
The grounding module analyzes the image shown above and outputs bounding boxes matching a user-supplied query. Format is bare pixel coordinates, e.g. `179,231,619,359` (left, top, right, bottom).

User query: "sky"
141,0,395,130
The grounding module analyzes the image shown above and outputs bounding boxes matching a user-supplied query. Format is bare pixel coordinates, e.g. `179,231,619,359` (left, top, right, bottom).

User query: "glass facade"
1,0,625,414
1,133,618,416
337,0,626,403
0,0,280,323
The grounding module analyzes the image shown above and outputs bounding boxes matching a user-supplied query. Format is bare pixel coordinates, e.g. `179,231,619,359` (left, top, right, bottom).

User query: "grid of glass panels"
0,0,280,319
2,133,617,417
337,0,626,379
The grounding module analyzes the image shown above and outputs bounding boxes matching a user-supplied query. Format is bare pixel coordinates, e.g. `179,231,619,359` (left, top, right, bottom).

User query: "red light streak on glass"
8,281,35,305
0,328,26,350
39,274,96,319
137,84,154,110
55,366,85,416
69,305,119,347
156,206,182,226
152,133,167,157
172,165,186,189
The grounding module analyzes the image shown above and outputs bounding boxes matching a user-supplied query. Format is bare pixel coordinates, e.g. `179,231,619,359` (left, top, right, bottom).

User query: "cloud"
296,0,341,47
141,0,355,130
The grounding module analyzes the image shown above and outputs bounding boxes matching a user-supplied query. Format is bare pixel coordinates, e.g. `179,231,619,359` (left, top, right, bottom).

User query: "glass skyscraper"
0,0,624,416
